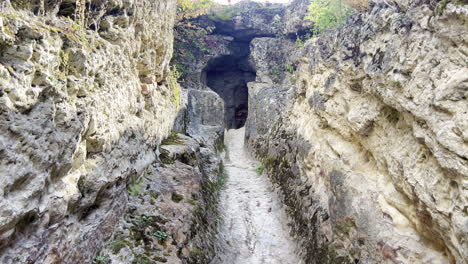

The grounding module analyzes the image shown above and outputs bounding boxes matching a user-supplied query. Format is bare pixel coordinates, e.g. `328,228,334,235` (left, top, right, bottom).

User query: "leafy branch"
305,0,354,35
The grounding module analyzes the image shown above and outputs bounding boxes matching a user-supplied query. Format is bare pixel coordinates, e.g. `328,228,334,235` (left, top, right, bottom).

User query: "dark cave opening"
203,48,255,129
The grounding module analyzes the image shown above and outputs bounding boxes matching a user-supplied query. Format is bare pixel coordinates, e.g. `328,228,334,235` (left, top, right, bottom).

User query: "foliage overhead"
176,0,215,22
305,0,354,35
173,0,218,81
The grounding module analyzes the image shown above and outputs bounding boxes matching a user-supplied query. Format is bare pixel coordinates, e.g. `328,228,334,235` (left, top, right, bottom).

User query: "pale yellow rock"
0,0,179,263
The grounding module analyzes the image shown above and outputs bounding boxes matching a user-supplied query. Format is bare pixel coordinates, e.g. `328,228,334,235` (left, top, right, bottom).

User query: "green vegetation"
335,218,357,236
255,156,278,176
270,66,282,82
177,0,215,21
186,199,198,206
435,0,468,15
159,148,174,165
62,19,87,45
93,255,110,264
169,69,181,109
172,26,214,81
171,192,184,203
305,0,354,35
126,214,170,258
264,156,278,168
271,14,285,34
161,131,183,145
209,7,240,21
132,254,151,264
256,165,265,175
218,161,228,187
286,64,296,74
110,239,129,254
452,0,468,5
149,192,159,200
153,256,168,262
188,166,226,232
173,0,216,81
128,177,143,196
392,81,402,88
187,161,227,263
189,246,204,259
295,33,312,48
216,142,227,153
153,231,168,241
295,38,305,48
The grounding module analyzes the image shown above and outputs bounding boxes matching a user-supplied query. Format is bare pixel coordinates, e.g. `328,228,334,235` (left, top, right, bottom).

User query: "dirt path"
211,128,301,264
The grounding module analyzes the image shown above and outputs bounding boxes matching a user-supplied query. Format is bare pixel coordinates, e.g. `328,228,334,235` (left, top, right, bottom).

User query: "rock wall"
173,0,311,136
245,37,299,146
209,0,311,40
247,1,468,263
172,23,234,139
98,133,225,263
0,0,179,263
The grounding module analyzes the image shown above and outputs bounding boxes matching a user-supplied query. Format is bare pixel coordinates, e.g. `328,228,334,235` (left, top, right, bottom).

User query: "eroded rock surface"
0,0,179,263
208,0,311,40
174,0,312,135
246,1,468,263
1,0,467,263
99,134,225,263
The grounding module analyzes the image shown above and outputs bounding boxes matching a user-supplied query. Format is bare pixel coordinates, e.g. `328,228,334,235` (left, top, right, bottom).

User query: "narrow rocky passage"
211,128,301,264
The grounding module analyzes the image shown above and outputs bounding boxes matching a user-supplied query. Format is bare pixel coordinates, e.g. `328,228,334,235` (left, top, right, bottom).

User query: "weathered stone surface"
98,133,224,264
175,34,233,91
283,0,313,36
249,37,298,84
245,37,299,150
209,2,285,41
0,0,178,263
2,0,466,263
186,89,225,148
208,0,311,41
247,1,468,263
173,0,312,135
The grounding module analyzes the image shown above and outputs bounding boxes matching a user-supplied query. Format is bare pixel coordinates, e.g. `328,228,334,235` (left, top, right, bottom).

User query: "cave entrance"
203,54,255,129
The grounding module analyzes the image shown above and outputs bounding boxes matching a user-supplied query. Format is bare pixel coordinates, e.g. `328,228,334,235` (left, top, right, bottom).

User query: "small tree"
173,0,216,80
305,0,354,35
176,0,215,21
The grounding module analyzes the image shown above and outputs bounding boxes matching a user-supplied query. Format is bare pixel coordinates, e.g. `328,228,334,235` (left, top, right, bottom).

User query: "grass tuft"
256,165,265,175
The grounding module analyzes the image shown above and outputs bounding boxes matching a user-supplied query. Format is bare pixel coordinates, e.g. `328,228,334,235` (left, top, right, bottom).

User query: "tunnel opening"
203,45,255,129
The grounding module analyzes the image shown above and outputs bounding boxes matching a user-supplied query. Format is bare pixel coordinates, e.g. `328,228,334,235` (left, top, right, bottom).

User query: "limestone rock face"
246,37,298,149
209,0,311,40
172,28,234,137
99,133,224,264
282,0,313,35
0,0,178,263
247,1,468,263
187,89,225,147
174,0,311,137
